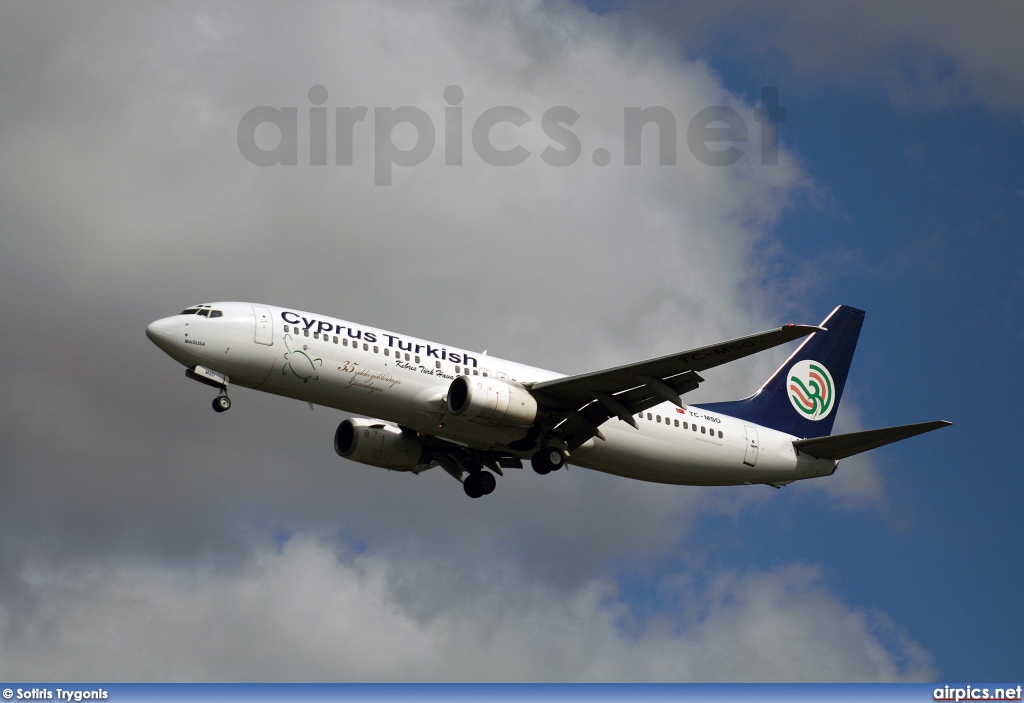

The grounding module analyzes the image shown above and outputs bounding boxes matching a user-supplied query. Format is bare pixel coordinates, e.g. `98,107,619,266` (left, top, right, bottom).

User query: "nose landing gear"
185,365,232,413
212,392,232,413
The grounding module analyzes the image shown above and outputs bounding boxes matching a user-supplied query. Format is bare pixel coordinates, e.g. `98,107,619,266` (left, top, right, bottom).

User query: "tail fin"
698,305,865,438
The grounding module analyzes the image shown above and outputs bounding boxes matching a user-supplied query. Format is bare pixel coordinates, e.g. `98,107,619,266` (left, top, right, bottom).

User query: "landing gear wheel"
547,447,566,471
477,470,496,495
212,395,231,413
463,471,496,498
463,473,483,498
531,447,565,474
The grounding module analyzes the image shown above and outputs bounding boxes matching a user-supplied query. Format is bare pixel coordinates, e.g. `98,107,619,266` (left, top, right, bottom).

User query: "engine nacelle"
447,375,538,428
334,418,427,471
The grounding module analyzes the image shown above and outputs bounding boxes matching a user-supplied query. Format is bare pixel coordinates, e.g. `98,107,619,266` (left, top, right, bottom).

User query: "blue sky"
635,7,1024,678
0,0,1021,682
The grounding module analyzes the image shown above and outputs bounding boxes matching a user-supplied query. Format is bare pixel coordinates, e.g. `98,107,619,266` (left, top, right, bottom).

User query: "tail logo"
788,360,834,420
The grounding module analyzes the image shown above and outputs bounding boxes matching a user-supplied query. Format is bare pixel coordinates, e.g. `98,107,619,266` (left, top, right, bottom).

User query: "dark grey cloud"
0,0,908,679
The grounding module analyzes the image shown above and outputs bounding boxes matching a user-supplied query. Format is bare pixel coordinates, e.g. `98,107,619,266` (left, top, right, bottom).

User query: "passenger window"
210,310,223,318
314,332,319,339
415,356,420,363
455,366,461,374
674,420,679,427
647,413,652,420
374,346,379,353
692,424,697,432
333,336,338,344
198,309,210,317
683,422,688,430
656,415,661,422
701,426,706,434
718,430,723,438
384,348,389,356
435,361,441,369
284,325,290,333
343,338,348,346
363,343,368,351
472,369,478,375
303,329,309,337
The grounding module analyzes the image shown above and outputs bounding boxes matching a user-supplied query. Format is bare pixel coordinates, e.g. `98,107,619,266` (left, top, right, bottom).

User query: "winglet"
698,305,865,439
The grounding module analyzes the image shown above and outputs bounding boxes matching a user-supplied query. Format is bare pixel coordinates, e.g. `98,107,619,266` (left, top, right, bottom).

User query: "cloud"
791,398,886,508
0,0,820,570
0,0,910,680
0,537,935,681
628,0,1024,115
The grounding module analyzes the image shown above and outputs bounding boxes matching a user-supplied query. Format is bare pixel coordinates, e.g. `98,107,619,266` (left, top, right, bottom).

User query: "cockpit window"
197,309,210,317
210,310,223,318
181,304,214,315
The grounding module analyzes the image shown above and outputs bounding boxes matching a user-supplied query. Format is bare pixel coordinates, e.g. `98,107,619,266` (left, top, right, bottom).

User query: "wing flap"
793,420,951,460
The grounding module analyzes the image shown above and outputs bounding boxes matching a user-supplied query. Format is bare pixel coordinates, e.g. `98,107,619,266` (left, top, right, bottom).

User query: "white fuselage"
146,302,836,486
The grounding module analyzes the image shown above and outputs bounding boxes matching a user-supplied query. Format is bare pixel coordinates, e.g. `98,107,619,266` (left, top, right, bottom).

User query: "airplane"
145,303,950,498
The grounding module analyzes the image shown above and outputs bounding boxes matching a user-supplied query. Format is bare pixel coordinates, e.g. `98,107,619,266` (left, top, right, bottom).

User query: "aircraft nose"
146,316,179,350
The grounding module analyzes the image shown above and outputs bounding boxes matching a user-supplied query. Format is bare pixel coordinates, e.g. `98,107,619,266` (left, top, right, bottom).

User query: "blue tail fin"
697,305,865,438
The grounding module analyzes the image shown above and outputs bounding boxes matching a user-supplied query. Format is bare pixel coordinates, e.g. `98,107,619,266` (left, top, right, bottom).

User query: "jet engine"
447,375,538,428
334,418,427,471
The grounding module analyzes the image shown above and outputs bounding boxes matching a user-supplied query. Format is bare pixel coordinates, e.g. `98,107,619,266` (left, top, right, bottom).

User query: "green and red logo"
788,360,834,420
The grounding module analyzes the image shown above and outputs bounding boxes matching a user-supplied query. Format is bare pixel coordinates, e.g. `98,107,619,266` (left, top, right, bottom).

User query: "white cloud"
0,538,935,681
0,0,908,680
0,0,850,570
633,1,1024,115
792,398,886,508
0,0,811,370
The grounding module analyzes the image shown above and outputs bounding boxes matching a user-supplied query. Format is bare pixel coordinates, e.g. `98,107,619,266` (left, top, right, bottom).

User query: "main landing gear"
437,452,499,499
531,447,566,475
463,470,496,498
460,447,564,497
434,443,568,499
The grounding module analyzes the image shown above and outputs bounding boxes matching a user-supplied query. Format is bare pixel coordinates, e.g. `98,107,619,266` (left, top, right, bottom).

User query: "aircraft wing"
792,420,952,460
529,323,822,450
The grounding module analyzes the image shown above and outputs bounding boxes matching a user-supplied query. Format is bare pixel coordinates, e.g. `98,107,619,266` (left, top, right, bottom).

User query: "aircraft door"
743,425,759,466
253,306,273,345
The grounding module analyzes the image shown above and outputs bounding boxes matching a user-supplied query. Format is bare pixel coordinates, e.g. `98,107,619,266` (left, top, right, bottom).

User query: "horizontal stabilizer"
793,420,952,460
